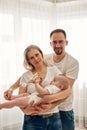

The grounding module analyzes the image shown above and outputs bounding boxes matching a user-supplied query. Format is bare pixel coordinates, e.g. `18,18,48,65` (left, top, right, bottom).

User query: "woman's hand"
4,89,13,100
4,78,21,100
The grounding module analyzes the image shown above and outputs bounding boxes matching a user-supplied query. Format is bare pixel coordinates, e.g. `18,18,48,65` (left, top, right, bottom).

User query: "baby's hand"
34,77,42,84
27,73,39,84
30,73,42,83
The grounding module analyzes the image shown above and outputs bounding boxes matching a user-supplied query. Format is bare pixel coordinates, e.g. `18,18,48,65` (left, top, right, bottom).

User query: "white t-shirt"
44,53,79,111
20,66,62,114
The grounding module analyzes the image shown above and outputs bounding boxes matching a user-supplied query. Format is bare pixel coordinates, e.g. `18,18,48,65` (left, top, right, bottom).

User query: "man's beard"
54,47,63,55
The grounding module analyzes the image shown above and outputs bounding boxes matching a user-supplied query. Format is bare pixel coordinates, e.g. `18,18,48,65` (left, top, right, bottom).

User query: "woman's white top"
20,66,62,114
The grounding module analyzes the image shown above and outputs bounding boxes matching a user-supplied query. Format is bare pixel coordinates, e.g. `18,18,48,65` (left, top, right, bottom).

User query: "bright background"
0,0,87,129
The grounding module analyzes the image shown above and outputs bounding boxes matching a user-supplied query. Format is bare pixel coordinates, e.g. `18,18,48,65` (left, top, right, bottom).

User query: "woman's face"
27,48,43,68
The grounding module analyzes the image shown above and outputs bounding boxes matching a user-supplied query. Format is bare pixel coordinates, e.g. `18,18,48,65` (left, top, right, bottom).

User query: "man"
44,29,79,130
4,29,79,130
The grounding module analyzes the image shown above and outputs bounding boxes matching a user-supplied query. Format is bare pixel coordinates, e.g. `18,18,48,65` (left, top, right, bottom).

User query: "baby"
0,75,69,110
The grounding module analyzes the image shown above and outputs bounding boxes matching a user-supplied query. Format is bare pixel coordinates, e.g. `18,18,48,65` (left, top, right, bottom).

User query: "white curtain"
55,1,87,129
0,0,87,129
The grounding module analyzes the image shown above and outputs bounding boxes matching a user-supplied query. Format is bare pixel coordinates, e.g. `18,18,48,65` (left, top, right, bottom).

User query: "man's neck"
53,52,66,63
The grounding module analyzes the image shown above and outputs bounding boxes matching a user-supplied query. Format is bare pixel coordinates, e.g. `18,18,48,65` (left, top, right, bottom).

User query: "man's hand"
20,101,35,115
31,103,55,115
20,101,45,115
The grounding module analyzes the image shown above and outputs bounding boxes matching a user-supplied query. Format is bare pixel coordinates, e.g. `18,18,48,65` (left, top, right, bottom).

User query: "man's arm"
38,85,70,104
31,98,67,115
40,78,75,103
23,78,74,115
67,77,75,88
30,78,75,115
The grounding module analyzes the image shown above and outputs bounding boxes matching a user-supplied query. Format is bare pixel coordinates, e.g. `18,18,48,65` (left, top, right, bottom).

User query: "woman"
4,45,71,130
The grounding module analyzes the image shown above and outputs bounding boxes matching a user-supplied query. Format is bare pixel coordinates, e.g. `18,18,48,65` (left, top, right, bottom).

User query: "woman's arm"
4,78,21,100
10,78,21,91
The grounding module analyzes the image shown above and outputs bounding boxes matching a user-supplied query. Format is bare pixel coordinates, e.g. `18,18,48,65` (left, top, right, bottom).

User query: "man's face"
50,32,68,55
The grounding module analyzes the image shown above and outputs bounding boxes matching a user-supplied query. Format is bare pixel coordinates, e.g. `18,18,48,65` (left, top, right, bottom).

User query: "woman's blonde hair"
23,45,46,71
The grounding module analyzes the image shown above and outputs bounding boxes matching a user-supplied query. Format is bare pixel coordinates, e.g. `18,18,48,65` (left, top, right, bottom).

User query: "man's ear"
66,40,68,46
50,42,53,47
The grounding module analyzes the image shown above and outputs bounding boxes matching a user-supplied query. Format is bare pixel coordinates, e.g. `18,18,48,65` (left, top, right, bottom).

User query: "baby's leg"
11,93,29,100
0,96,29,109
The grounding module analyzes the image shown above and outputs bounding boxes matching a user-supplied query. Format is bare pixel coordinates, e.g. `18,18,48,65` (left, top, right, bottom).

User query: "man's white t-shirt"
44,53,79,111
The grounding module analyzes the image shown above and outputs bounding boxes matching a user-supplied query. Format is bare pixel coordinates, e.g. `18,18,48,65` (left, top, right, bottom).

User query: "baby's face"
51,80,64,90
51,81,60,87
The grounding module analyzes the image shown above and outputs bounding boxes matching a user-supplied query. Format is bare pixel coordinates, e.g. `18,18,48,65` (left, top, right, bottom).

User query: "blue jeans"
59,110,75,130
22,112,62,130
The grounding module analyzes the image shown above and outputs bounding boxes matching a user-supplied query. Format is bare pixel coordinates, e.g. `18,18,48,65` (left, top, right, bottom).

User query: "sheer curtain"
0,0,54,129
55,0,87,129
0,0,87,129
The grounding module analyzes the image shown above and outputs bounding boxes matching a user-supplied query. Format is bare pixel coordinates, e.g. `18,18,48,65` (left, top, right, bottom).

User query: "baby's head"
52,75,69,90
